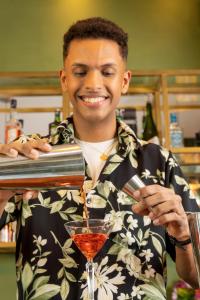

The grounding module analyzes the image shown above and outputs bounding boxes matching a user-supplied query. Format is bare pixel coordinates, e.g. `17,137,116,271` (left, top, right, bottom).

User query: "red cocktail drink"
65,219,112,300
72,232,108,261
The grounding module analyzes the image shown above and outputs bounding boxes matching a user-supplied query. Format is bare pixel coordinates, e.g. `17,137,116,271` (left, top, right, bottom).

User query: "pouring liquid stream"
81,189,90,229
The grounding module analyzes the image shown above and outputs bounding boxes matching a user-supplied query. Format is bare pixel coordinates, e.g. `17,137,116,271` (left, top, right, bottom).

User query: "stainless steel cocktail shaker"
0,144,85,190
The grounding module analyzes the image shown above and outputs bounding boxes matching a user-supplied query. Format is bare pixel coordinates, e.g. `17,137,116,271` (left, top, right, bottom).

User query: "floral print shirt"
0,116,199,300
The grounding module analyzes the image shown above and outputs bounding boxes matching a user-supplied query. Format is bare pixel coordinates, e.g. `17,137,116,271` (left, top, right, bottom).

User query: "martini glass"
65,219,112,300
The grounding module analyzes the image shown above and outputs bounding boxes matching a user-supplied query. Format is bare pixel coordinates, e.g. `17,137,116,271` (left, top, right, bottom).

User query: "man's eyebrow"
71,63,118,68
72,63,87,68
101,63,118,68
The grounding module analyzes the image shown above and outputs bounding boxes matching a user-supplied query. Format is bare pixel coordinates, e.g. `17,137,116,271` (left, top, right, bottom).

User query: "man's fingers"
0,190,38,202
132,190,143,202
20,140,52,157
0,144,18,157
152,211,186,226
22,191,38,201
132,200,149,215
0,140,52,159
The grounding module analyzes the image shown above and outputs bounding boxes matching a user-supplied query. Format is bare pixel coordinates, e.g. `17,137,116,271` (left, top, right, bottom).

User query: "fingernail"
8,148,18,157
133,190,140,198
29,149,39,158
44,143,52,150
132,205,138,212
148,212,154,219
153,219,160,225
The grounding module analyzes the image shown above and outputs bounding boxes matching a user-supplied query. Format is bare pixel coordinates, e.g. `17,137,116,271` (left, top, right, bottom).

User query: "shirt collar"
52,115,146,156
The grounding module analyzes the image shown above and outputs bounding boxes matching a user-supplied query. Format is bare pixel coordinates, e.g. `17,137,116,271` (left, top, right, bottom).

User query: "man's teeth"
82,97,105,103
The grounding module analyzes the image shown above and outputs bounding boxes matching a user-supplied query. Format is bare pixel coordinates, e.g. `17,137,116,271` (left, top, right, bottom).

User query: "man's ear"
60,69,68,92
122,70,132,94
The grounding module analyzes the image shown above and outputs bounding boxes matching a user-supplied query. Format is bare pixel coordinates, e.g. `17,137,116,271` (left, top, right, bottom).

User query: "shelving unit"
119,71,162,141
0,242,15,253
0,68,199,149
160,69,200,153
0,71,70,118
159,70,200,208
128,70,200,156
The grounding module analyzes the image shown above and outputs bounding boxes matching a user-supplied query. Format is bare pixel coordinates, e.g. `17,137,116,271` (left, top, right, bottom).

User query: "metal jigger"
122,174,145,196
187,212,200,287
0,144,85,190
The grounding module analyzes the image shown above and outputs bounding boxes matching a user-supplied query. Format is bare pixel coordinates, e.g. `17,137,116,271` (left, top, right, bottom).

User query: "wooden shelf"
0,86,61,97
131,69,200,76
0,242,16,253
0,107,63,113
171,148,200,165
167,87,200,94
189,183,200,191
117,104,145,111
169,105,200,112
127,86,159,94
171,147,200,153
0,71,59,78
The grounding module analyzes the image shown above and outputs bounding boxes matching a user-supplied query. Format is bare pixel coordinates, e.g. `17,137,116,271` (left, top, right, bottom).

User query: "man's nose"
84,70,103,90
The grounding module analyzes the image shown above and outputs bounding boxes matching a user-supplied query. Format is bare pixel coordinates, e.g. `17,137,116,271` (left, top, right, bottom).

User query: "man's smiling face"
60,38,131,127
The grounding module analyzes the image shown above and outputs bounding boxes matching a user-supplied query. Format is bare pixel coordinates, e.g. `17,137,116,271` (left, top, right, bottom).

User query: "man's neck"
73,116,117,142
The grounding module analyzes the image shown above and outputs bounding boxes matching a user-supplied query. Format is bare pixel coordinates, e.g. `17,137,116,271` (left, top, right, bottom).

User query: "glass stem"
86,259,94,300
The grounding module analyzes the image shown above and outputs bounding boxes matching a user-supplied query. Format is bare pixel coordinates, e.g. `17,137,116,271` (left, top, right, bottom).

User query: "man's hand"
0,139,52,159
132,184,190,241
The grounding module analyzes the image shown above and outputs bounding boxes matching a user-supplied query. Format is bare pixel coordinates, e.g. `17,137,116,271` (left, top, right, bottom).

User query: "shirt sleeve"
164,151,200,260
0,194,22,230
166,151,199,211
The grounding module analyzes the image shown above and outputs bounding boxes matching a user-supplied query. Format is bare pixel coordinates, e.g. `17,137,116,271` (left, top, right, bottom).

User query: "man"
0,17,199,300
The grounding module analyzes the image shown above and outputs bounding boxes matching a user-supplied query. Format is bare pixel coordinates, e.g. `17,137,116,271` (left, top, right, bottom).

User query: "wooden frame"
0,70,199,152
0,242,15,253
0,71,70,118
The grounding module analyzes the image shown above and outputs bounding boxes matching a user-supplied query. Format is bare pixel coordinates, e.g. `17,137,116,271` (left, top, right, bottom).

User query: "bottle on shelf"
18,119,24,136
116,108,137,134
0,223,16,242
49,108,61,137
123,108,137,134
170,113,184,147
5,99,21,144
142,97,159,144
0,225,9,242
195,132,200,146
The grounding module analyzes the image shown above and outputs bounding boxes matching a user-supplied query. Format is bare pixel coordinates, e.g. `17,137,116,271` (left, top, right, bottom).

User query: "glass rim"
64,218,111,229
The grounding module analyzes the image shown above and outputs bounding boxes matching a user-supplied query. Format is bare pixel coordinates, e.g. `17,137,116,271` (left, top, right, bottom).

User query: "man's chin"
85,117,105,125
74,111,115,126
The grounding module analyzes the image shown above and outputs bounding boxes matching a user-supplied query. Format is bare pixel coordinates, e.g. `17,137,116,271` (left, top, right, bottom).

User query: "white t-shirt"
75,138,117,184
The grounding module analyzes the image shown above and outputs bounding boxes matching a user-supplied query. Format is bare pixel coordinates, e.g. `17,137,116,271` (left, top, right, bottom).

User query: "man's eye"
102,70,115,77
74,71,86,77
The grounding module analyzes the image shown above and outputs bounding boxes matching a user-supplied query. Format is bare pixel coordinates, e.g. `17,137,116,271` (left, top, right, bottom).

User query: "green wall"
0,0,200,71
0,254,16,300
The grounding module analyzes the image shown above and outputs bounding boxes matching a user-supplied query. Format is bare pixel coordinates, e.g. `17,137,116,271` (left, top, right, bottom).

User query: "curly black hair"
63,17,128,61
